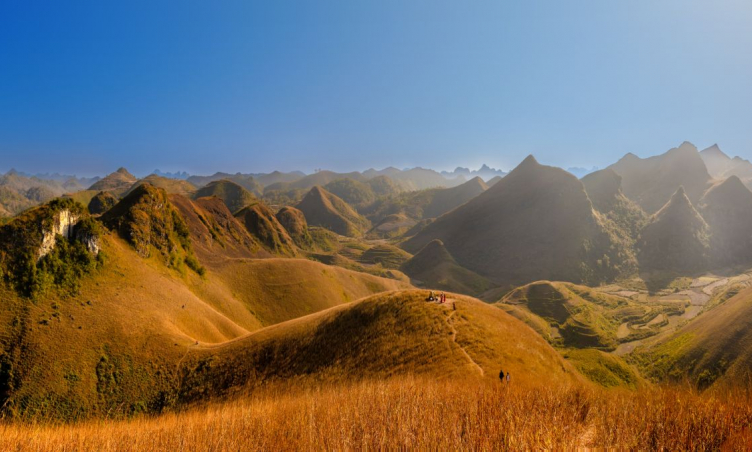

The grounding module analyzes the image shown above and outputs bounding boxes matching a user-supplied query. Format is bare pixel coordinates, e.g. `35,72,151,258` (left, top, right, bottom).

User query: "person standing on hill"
506,372,511,384
499,369,505,383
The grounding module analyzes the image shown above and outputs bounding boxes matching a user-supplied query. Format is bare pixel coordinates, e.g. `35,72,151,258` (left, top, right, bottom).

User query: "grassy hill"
194,179,256,214
582,169,647,241
234,203,298,256
359,244,412,269
296,186,370,237
275,206,313,249
187,173,263,196
177,290,581,404
421,176,487,219
86,191,118,215
404,155,634,289
323,178,377,208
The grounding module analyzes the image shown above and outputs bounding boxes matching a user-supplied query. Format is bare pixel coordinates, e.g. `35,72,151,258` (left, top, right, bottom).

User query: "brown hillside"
234,203,297,256
275,206,313,248
403,155,633,289
296,186,370,237
607,142,712,214
177,290,581,404
582,169,647,240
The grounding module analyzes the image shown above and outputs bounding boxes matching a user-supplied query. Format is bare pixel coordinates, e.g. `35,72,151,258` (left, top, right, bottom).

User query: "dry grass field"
3,377,752,451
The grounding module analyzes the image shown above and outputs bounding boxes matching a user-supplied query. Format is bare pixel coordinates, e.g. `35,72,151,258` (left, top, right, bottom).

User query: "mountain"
151,169,191,180
194,179,257,214
296,186,371,237
697,176,752,267
422,176,488,219
234,202,298,256
441,164,506,181
359,244,412,269
177,291,581,404
403,156,634,289
323,178,377,208
607,142,712,214
126,174,197,197
366,175,403,197
87,191,118,215
0,171,81,217
88,168,138,196
275,206,313,249
581,169,647,241
636,187,709,275
400,239,494,296
186,172,263,196
265,171,365,193
253,170,306,187
699,144,733,178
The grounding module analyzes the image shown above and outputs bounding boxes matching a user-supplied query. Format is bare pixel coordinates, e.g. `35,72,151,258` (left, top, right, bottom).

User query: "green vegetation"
561,349,641,389
194,179,256,214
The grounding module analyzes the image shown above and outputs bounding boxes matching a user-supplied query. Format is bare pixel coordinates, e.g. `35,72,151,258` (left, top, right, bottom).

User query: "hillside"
400,239,494,296
234,202,297,256
635,284,752,388
87,191,118,215
323,178,377,208
296,186,370,237
177,290,581,403
88,168,138,195
636,187,709,275
697,176,752,267
607,142,712,214
403,156,634,289
275,206,313,248
194,179,256,214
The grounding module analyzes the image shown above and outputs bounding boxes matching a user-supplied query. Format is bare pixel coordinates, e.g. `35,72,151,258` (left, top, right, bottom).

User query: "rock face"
38,209,81,259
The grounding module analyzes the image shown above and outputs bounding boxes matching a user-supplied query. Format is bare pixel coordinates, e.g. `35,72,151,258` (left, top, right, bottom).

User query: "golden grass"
3,377,752,451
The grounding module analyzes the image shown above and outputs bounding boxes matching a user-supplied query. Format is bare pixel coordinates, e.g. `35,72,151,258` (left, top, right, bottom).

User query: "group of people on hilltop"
427,291,447,303
499,369,511,384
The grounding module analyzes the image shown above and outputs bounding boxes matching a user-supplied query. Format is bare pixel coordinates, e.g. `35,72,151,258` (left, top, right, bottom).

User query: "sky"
1,0,752,177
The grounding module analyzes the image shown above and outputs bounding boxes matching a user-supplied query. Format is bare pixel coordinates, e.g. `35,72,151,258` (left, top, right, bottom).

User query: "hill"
403,156,634,289
125,174,196,197
194,179,256,214
323,178,376,208
636,187,709,275
186,173,263,196
359,244,412,269
296,186,371,237
607,142,712,214
177,290,581,404
400,239,494,296
88,168,138,196
87,191,118,215
234,202,297,256
275,206,313,248
697,176,752,267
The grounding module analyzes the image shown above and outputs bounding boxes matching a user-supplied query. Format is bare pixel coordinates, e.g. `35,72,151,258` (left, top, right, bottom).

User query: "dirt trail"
446,307,485,377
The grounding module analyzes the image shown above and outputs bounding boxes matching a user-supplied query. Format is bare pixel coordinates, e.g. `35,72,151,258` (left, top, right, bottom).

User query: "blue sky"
1,0,751,176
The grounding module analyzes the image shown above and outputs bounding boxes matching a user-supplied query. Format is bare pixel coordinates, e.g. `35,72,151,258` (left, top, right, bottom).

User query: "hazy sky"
1,0,751,176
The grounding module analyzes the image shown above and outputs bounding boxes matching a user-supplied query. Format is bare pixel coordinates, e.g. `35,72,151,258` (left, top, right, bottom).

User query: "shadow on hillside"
638,264,750,295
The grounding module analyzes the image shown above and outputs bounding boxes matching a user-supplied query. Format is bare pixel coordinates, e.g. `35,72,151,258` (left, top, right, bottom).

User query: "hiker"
499,369,505,383
506,372,511,384
441,292,445,303
428,291,435,301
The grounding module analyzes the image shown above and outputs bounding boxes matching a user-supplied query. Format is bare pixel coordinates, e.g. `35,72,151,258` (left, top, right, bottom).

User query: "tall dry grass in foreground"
2,377,752,451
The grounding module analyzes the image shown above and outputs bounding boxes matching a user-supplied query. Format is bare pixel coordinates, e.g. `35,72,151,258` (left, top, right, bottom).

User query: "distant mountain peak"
519,154,539,168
